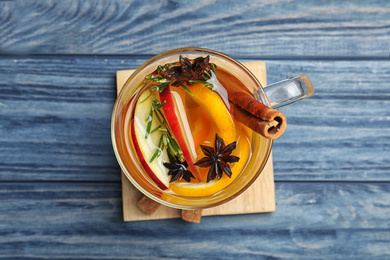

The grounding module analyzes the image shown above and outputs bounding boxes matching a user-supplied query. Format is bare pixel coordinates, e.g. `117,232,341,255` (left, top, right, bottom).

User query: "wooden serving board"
116,61,275,221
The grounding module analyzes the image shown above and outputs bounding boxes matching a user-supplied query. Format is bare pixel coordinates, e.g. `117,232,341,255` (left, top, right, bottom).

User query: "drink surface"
125,56,262,197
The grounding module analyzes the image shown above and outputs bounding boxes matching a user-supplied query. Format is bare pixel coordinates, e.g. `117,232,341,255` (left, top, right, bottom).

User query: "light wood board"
116,61,275,221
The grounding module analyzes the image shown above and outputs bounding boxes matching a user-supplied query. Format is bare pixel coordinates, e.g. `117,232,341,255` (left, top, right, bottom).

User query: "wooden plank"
0,182,389,259
1,0,389,57
122,155,275,220
117,62,276,221
0,56,389,182
267,60,390,180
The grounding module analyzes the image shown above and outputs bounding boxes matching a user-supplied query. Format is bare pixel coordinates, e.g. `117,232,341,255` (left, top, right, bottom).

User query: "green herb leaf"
150,125,161,134
167,140,177,156
189,79,207,84
153,109,164,127
204,83,213,89
154,100,166,109
140,92,152,103
162,134,169,146
211,63,216,74
180,84,193,96
142,95,184,162
170,137,183,161
158,82,169,93
155,108,167,125
145,106,154,139
150,135,164,163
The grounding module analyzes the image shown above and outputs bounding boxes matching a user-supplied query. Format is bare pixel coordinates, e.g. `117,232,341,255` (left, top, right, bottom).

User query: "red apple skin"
130,116,169,190
159,85,202,182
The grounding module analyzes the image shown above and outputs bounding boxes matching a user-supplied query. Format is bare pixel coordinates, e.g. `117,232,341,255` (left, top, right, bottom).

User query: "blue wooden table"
1,1,389,259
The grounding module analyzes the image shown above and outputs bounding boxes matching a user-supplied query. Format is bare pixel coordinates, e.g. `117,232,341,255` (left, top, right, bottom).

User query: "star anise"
195,134,240,182
163,151,195,183
152,55,215,87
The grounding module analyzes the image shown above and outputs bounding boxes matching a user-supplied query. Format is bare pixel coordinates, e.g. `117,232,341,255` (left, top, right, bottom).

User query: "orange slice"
188,82,236,144
169,83,251,197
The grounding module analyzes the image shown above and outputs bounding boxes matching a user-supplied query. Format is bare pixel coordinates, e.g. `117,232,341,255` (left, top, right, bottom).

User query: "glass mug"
111,47,314,209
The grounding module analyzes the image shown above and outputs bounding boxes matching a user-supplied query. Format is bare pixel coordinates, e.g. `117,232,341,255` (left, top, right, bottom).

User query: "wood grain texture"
122,155,275,221
1,0,389,57
267,60,390,181
1,56,389,182
0,182,388,259
1,1,390,257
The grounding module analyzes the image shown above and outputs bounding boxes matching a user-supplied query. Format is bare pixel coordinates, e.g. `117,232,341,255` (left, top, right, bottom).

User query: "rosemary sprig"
180,84,193,96
146,76,168,83
188,79,207,84
143,58,219,163
145,98,183,163
187,67,215,89
211,63,216,74
140,92,153,103
149,135,163,162
146,75,192,94
188,79,213,89
145,106,153,139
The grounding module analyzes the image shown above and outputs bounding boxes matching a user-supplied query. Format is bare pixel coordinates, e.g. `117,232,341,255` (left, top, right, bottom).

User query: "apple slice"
159,85,202,181
131,90,170,190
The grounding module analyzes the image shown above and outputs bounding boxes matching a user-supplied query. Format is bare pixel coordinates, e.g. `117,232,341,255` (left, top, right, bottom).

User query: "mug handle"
254,75,314,109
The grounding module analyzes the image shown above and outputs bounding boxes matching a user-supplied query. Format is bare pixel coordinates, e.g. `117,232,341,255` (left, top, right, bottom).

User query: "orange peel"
168,83,253,197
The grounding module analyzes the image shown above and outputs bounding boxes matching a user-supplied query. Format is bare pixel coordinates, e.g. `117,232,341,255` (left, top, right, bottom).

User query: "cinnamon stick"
224,84,287,139
181,209,203,223
137,195,161,215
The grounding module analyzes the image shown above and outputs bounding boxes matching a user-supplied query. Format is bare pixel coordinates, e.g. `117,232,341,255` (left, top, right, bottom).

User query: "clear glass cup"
111,47,314,209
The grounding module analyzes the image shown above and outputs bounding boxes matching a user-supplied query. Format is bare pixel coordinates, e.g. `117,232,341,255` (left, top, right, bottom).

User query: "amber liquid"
122,65,270,205
167,85,251,183
134,66,257,196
